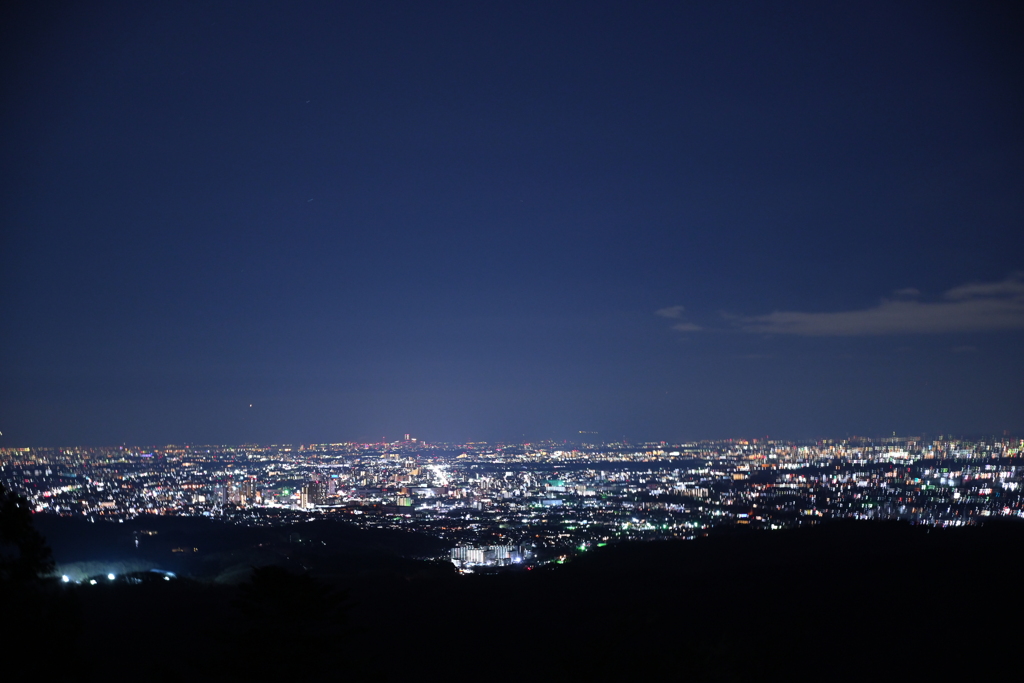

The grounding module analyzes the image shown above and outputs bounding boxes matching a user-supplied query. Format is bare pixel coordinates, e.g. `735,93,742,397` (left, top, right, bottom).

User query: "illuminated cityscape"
4,435,1020,573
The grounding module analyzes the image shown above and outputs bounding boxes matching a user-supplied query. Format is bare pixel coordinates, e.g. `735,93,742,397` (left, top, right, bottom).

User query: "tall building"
208,484,228,506
240,476,259,506
227,480,241,505
300,480,326,508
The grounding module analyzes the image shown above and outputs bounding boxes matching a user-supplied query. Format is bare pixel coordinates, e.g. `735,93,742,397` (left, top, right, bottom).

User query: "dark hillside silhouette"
7,518,1021,680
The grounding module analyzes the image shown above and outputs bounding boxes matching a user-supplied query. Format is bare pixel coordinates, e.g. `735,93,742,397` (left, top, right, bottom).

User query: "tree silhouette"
0,482,55,584
0,483,77,678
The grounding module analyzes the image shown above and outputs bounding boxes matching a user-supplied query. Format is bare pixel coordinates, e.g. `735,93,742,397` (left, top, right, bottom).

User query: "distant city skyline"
2,430,1019,450
8,435,1020,567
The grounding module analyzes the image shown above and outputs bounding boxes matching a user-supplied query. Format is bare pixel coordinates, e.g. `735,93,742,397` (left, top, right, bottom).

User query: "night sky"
2,1,1022,446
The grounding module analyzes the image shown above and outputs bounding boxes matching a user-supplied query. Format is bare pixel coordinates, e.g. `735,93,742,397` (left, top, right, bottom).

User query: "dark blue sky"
3,1,1023,445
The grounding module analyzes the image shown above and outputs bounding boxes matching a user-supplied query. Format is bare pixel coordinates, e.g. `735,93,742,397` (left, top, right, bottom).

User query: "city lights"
2,436,1020,568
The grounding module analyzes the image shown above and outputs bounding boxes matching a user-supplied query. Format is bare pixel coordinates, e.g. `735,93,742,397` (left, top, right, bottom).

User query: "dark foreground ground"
5,519,1022,681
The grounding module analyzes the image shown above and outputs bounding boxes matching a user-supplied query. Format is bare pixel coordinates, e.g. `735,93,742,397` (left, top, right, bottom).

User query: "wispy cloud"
656,305,702,332
736,274,1024,336
655,305,686,319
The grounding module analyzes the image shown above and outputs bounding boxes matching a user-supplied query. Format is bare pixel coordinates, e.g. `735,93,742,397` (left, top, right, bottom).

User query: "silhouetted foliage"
0,482,54,584
1,484,81,678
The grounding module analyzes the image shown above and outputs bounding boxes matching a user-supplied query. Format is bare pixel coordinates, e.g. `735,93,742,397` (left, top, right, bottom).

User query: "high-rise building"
227,480,241,505
211,484,227,506
300,480,326,508
240,476,259,506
